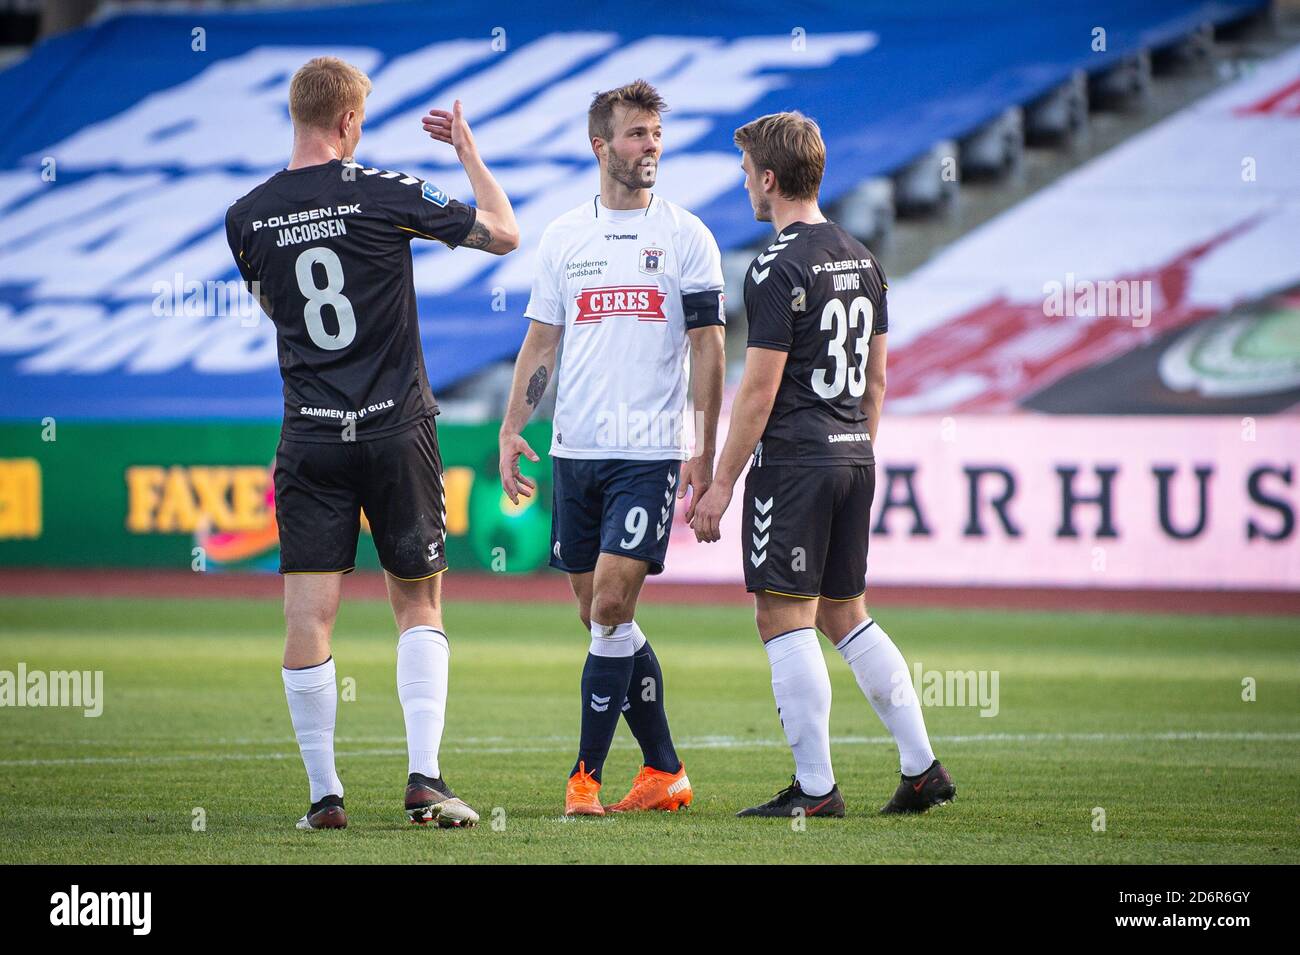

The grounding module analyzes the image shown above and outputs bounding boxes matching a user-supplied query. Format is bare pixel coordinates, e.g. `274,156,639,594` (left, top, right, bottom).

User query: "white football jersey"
525,195,725,460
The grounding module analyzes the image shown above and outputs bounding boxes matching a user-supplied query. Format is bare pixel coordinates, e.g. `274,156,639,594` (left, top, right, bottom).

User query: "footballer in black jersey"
735,220,887,598
226,159,477,444
694,111,949,816
226,100,516,580
698,217,888,597
743,220,888,469
231,56,518,832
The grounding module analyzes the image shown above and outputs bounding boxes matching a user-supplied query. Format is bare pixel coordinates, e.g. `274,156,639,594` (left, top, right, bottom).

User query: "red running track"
0,568,1295,616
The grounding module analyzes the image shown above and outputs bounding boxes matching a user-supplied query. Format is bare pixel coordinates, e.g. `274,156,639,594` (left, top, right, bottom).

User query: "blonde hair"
289,56,372,131
733,111,826,202
588,79,667,141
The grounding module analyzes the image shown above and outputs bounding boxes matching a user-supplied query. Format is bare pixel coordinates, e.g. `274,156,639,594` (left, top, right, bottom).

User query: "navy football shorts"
549,457,682,575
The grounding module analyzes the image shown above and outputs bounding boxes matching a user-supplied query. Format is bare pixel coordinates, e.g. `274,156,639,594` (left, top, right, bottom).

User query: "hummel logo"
756,250,778,265
590,693,611,713
750,496,773,568
778,231,799,243
751,265,770,284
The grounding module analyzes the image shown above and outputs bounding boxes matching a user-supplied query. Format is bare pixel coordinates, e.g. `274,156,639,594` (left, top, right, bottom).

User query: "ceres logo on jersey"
575,286,667,324
639,247,666,275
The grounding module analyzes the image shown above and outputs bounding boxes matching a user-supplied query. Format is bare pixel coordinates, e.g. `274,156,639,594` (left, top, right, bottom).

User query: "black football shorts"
274,415,447,580
741,463,875,600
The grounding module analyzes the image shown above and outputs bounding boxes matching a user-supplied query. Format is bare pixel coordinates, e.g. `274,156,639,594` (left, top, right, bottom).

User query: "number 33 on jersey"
744,221,888,467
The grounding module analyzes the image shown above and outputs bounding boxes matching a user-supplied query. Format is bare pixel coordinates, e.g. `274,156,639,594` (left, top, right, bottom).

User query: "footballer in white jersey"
525,193,724,460
498,81,725,817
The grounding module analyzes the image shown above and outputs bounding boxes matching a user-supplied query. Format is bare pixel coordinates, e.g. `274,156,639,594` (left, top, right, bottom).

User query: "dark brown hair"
588,79,667,142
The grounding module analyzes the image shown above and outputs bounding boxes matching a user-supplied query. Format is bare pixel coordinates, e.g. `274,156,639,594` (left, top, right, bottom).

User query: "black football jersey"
225,158,476,442
744,220,888,466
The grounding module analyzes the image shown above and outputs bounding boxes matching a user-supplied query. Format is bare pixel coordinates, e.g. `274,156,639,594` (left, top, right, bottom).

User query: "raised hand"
422,99,478,159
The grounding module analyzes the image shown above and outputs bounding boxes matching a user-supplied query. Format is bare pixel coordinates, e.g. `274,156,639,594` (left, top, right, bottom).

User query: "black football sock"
620,634,680,774
572,622,637,783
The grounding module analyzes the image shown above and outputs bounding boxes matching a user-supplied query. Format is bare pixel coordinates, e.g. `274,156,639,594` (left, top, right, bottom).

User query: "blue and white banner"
0,0,1265,420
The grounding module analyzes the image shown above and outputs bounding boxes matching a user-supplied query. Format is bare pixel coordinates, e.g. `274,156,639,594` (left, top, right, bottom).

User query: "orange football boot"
565,761,605,816
608,763,693,812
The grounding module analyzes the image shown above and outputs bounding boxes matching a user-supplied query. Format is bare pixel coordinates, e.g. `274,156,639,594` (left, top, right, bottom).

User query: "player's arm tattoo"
525,365,549,407
461,220,493,249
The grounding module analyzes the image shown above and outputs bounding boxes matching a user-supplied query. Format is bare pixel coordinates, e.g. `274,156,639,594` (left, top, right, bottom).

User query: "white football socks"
765,628,835,798
396,626,450,779
588,620,638,657
282,657,343,803
835,619,936,777
629,620,648,652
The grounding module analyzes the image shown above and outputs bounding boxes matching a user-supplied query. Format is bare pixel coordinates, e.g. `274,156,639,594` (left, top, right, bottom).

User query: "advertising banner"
0,420,552,575
4,415,1295,590
661,415,1299,590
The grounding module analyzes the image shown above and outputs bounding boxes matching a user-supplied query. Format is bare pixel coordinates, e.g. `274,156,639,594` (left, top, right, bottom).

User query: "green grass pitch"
1,595,1297,864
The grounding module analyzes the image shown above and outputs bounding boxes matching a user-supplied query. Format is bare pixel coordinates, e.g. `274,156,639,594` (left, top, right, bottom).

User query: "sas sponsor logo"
574,285,667,324
421,181,450,207
639,247,665,275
